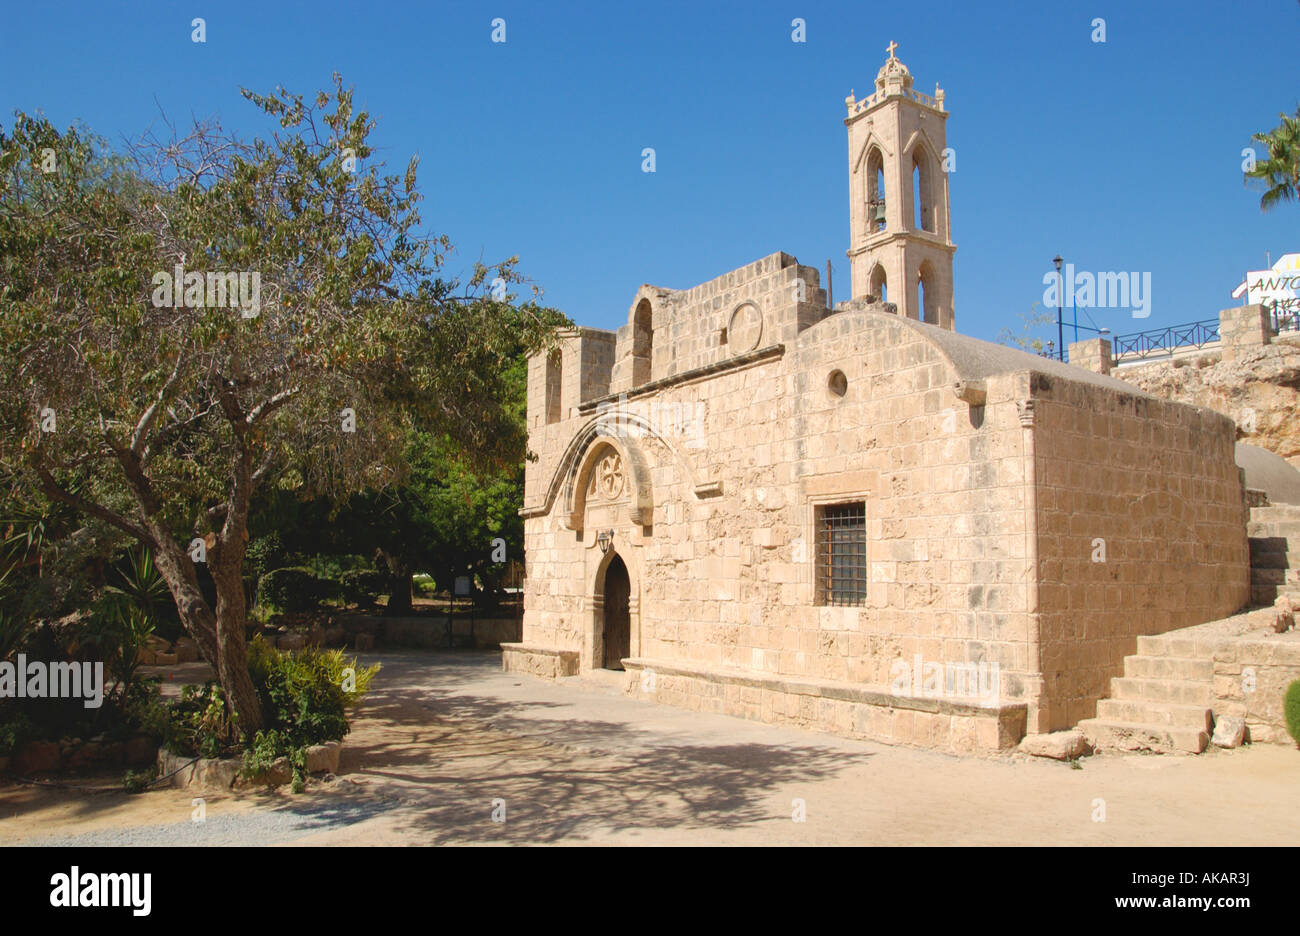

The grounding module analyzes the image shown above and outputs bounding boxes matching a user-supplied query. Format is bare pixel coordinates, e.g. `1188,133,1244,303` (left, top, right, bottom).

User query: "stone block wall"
516,254,1253,750
1068,337,1113,375
1030,374,1250,730
520,304,1042,718
1219,303,1272,362
606,253,829,397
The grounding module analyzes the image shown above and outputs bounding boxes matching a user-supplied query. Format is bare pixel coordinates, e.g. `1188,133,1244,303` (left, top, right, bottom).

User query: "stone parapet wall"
1219,304,1272,362
1067,337,1113,375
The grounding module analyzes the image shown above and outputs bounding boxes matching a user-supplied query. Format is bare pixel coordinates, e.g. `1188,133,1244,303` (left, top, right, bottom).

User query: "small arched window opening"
545,349,563,424
918,262,939,325
870,265,888,304
912,150,935,234
867,148,886,234
632,298,653,386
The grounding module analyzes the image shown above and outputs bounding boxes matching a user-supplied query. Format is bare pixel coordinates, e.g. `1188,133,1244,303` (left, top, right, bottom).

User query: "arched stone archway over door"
601,554,631,670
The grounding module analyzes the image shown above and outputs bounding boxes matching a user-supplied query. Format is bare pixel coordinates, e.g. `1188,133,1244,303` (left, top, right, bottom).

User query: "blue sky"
2,0,1297,345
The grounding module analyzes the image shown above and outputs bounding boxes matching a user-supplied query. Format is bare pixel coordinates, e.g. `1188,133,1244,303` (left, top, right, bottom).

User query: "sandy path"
4,651,1298,845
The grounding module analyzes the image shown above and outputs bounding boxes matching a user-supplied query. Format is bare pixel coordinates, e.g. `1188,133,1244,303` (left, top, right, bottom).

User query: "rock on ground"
1018,729,1088,760
1211,717,1246,749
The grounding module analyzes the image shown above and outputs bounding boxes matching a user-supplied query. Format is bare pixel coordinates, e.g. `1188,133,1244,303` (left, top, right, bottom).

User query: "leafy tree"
1246,107,1300,211
257,345,535,614
997,302,1057,354
0,76,565,730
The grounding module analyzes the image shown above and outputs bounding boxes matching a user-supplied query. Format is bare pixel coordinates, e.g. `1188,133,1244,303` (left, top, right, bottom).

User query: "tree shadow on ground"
263,651,873,843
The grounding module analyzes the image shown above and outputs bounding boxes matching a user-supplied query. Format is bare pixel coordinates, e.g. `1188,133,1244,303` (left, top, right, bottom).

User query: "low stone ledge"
335,613,521,650
501,643,580,679
158,739,345,791
4,734,157,776
621,657,1027,753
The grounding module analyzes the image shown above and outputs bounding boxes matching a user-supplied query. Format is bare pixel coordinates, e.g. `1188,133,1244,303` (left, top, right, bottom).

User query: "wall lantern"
597,529,614,555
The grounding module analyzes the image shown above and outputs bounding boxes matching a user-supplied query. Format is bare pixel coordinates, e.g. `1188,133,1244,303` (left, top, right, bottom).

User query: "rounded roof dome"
875,42,913,90
1236,443,1300,505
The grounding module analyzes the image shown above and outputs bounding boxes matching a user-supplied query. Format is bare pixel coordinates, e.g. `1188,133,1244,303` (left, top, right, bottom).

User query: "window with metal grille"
817,502,867,606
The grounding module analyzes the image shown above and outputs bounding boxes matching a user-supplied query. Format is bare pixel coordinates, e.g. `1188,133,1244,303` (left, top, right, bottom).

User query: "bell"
873,200,887,223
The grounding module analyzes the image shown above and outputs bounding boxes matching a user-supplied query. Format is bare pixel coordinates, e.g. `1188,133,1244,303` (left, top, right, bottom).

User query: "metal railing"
1110,318,1220,361
1266,300,1300,336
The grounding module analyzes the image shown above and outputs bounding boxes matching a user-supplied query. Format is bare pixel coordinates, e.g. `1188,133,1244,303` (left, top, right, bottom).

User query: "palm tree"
1246,108,1300,212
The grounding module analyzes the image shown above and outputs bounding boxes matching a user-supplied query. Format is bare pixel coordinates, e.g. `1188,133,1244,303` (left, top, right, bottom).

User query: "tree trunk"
211,561,263,734
382,551,413,616
209,440,263,733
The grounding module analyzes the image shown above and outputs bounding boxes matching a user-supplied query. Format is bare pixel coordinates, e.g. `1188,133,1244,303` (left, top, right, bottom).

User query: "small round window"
828,369,847,397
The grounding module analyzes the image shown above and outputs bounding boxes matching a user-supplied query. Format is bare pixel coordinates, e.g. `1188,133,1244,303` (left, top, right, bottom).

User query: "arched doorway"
601,554,631,670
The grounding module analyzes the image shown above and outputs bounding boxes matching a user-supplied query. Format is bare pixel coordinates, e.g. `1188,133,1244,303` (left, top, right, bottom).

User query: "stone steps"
1120,653,1213,681
1094,698,1213,732
1110,676,1212,706
1076,717,1209,754
1080,499,1296,756
1080,644,1217,753
1245,523,1300,542
1247,501,1300,606
1249,504,1300,524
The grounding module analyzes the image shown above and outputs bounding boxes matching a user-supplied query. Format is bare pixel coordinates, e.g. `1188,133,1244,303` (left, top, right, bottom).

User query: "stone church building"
502,46,1251,753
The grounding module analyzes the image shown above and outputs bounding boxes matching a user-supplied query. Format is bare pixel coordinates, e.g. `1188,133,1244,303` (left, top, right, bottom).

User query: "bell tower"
845,42,956,330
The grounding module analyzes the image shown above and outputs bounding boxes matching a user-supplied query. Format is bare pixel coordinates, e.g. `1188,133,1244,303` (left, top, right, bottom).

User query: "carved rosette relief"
587,449,626,502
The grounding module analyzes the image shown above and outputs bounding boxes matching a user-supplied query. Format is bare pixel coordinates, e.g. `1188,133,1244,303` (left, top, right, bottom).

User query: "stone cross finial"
886,40,898,59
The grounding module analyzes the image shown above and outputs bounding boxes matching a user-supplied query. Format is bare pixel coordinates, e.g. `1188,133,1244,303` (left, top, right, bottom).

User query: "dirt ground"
3,651,1298,846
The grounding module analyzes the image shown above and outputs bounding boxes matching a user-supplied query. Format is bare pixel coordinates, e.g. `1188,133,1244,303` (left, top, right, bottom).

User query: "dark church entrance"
601,554,630,670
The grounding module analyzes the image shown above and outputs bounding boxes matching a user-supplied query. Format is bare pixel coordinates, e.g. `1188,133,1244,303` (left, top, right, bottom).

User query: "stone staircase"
1248,503,1300,606
1078,500,1299,754
1078,636,1215,753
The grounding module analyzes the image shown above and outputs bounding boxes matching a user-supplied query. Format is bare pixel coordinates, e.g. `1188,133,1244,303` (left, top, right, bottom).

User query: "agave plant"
106,548,172,625
0,566,33,662
82,595,156,707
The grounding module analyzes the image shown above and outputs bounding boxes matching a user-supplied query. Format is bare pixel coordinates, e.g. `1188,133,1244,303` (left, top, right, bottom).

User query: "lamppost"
1053,254,1064,361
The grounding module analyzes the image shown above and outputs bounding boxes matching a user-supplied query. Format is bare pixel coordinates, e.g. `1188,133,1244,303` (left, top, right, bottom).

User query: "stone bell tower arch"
845,41,956,330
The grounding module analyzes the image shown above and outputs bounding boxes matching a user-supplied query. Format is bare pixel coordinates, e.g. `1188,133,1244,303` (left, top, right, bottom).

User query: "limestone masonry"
503,46,1261,754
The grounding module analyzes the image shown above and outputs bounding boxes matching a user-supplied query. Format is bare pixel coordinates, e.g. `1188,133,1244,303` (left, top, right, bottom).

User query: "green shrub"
245,532,288,583
413,573,437,598
0,710,37,757
339,569,386,608
246,636,379,744
123,766,156,794
165,683,239,758
256,567,325,613
239,638,378,790
1286,680,1300,747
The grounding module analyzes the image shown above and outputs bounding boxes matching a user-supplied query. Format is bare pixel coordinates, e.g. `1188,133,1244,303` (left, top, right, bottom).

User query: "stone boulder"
278,632,307,652
323,625,348,648
304,741,342,774
124,734,158,765
173,637,200,663
193,757,240,790
1211,716,1246,749
354,632,375,651
1018,729,1089,760
65,741,103,771
14,740,61,774
236,756,292,788
1273,595,1295,633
